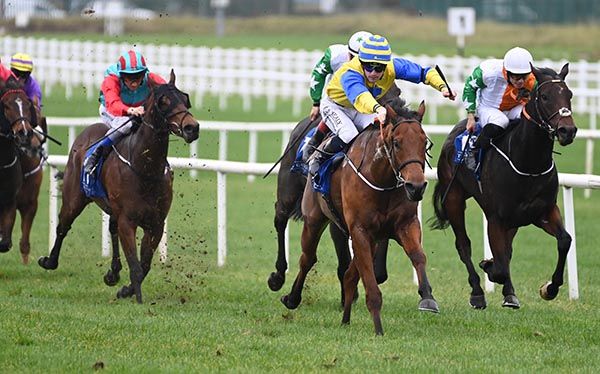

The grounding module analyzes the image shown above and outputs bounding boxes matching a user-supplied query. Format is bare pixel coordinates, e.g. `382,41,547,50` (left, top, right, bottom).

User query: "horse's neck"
128,118,169,176
500,113,554,171
0,137,17,161
356,131,395,184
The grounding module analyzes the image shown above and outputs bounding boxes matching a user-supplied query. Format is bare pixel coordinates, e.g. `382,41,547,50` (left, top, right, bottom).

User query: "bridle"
346,118,428,191
141,85,194,136
522,79,573,138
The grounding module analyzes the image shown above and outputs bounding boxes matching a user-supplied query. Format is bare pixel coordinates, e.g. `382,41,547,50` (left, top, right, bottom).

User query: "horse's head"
380,99,428,201
147,70,199,143
0,76,35,148
530,64,577,146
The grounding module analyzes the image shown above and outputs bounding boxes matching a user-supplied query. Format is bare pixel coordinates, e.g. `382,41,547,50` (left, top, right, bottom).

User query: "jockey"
0,60,16,81
309,34,454,176
84,50,166,174
10,53,42,111
463,47,536,150
303,30,372,161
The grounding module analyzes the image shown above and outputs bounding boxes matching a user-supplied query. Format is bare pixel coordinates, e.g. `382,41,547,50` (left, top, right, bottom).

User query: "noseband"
523,79,573,138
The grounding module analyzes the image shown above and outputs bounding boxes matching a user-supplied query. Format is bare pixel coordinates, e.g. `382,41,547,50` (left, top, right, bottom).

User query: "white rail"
46,154,600,300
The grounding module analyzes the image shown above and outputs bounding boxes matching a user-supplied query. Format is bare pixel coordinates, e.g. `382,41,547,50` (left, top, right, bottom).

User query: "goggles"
121,72,145,83
11,69,31,79
508,72,529,81
362,62,386,73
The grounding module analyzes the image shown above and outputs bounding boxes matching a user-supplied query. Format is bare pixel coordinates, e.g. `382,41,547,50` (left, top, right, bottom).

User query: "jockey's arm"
101,75,129,116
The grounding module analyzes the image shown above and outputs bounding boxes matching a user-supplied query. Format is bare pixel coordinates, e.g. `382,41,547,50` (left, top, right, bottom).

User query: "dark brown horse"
282,98,438,335
430,64,577,309
38,70,199,303
268,116,390,306
0,77,37,262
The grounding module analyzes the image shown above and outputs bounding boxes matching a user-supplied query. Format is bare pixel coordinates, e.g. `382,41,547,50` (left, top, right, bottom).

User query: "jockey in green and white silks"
308,34,454,176
463,47,537,150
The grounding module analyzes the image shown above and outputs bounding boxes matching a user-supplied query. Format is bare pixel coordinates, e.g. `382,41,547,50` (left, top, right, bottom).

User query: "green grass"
1,25,600,370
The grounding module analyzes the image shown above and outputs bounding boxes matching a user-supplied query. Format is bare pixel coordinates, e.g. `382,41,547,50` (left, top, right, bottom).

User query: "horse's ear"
169,69,176,85
531,64,543,82
559,63,569,80
385,104,397,125
416,100,426,122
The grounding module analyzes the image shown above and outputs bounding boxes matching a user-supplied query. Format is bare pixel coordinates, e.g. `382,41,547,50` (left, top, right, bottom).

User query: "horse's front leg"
268,199,292,292
395,217,439,313
535,204,571,301
103,216,122,286
16,173,42,264
0,204,17,253
480,222,520,308
116,217,143,303
139,223,165,281
346,227,384,335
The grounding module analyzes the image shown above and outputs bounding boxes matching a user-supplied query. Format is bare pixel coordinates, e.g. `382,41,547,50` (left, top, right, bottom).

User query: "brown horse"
38,70,199,303
0,77,37,262
282,98,438,335
268,116,390,306
430,64,577,309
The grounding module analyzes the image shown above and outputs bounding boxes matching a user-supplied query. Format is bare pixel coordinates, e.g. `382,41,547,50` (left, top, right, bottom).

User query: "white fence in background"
2,36,600,123
46,117,600,188
45,154,600,301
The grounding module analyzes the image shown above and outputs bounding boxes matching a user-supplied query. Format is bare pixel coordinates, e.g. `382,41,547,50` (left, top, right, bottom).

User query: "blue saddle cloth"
290,127,317,176
312,152,345,195
80,144,108,198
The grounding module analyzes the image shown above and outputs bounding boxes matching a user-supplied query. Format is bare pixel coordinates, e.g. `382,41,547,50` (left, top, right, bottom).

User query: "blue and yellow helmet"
358,35,392,64
117,50,148,74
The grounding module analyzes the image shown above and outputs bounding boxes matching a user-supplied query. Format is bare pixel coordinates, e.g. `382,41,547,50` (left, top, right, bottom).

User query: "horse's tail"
428,173,450,230
290,195,303,221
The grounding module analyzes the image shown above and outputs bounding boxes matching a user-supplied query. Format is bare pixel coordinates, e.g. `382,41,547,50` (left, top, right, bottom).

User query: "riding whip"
435,65,456,100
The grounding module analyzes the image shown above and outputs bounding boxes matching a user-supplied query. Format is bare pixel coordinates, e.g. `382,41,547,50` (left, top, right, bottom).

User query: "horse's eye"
393,140,400,149
541,94,548,101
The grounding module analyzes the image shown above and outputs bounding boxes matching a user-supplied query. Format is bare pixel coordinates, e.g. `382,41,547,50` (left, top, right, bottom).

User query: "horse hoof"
539,281,558,300
0,240,12,253
117,285,134,299
280,294,300,310
21,255,29,265
37,256,58,270
267,272,285,291
418,298,439,313
469,295,487,310
502,294,521,309
103,271,120,287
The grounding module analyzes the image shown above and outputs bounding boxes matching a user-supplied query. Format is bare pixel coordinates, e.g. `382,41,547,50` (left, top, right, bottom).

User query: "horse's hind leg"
38,176,88,270
103,216,122,286
268,200,292,291
341,259,360,325
536,205,571,301
329,223,355,306
0,204,17,253
281,216,327,310
445,187,486,309
115,217,143,303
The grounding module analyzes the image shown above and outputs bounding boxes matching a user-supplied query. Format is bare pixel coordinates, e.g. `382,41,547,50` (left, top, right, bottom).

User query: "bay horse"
0,77,37,263
282,98,438,335
268,116,390,306
430,64,577,309
38,70,199,303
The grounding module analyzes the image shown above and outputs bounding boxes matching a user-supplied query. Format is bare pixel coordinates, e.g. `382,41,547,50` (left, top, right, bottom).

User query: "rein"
522,79,572,138
346,118,425,191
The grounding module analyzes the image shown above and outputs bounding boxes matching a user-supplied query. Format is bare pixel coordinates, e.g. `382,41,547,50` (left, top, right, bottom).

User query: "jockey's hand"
442,87,456,101
309,105,320,121
127,106,145,117
375,106,387,125
466,113,476,133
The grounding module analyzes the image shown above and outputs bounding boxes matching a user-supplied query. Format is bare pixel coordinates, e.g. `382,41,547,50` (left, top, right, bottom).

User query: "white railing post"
48,166,59,253
217,171,227,267
483,214,494,292
247,130,257,182
563,186,579,300
159,219,168,263
102,212,110,257
189,140,198,179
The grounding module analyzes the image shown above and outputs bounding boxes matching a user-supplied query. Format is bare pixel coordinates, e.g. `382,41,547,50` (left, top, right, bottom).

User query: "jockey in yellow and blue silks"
84,50,166,174
308,34,455,176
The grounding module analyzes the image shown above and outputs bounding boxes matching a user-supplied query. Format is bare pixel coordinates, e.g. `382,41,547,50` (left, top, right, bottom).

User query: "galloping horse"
268,116,390,306
282,98,438,335
430,64,577,309
38,70,199,303
0,77,37,263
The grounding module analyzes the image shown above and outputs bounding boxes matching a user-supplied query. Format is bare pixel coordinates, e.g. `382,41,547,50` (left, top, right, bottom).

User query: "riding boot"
474,123,504,151
302,121,330,162
308,135,347,176
83,137,113,175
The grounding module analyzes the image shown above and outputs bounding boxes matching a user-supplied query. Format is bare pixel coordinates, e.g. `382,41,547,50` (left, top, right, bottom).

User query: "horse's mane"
385,97,420,121
0,76,23,92
535,66,560,80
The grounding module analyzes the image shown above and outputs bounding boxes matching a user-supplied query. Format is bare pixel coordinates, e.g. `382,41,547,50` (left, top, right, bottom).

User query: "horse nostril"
183,124,198,135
